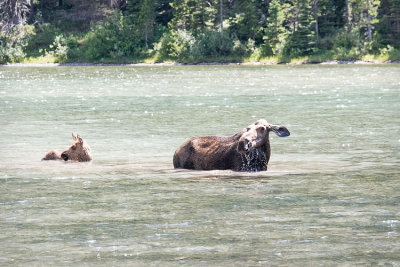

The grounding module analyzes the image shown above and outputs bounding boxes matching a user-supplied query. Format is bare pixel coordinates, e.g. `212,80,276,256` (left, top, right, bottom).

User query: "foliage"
26,23,61,55
228,1,262,42
169,0,217,34
0,0,32,31
47,34,69,61
0,24,35,63
155,29,195,60
263,0,287,55
376,45,400,61
125,0,156,48
82,11,143,61
191,30,234,60
376,0,400,48
283,0,316,57
1,0,400,63
155,29,238,62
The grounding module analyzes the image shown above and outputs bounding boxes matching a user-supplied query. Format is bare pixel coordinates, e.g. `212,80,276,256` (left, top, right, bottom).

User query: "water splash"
240,147,267,172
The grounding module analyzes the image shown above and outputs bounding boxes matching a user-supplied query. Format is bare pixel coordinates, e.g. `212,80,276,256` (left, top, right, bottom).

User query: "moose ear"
270,125,290,137
77,134,84,144
72,133,77,140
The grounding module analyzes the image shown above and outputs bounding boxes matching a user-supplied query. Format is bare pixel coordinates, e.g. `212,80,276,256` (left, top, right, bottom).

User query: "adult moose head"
42,133,92,162
173,119,290,172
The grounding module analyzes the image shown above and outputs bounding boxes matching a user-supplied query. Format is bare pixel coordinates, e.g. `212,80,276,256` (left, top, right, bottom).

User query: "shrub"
26,24,61,56
155,30,195,60
191,30,234,61
82,11,143,62
0,25,35,63
376,45,400,61
232,38,257,58
155,30,236,62
332,30,362,51
333,46,361,60
47,34,69,62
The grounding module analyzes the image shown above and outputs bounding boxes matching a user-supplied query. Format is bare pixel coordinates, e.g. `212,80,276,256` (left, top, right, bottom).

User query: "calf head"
61,133,92,162
237,119,290,154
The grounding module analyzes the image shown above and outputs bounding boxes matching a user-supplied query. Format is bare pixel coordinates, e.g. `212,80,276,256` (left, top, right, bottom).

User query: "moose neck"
240,137,271,172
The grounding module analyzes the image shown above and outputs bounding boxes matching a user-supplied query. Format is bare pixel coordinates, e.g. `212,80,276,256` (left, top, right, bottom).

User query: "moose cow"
173,119,290,171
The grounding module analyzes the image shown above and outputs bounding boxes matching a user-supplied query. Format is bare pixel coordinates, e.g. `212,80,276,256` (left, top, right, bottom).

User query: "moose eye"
72,146,76,150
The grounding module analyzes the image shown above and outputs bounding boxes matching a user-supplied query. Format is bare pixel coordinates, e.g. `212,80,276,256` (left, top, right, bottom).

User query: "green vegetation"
1,0,400,64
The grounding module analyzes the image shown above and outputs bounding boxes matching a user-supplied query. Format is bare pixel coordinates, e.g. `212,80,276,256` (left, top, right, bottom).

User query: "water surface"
0,64,399,265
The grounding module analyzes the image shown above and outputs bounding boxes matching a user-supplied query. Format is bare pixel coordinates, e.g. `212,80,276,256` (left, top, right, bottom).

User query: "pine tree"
342,0,380,44
155,0,173,27
169,0,217,34
317,0,345,38
376,0,400,47
285,0,316,56
264,0,287,55
228,1,262,41
138,0,155,48
126,0,156,48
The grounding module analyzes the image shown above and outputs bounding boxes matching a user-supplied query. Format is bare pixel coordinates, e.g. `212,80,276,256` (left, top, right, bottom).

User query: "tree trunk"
145,29,148,48
312,0,319,40
366,0,372,42
345,0,352,32
220,0,223,33
10,0,19,26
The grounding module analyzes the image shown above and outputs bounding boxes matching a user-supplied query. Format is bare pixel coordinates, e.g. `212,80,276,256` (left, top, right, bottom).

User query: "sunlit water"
0,64,399,266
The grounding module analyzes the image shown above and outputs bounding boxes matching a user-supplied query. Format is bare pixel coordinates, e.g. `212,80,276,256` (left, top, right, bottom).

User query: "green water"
0,64,399,266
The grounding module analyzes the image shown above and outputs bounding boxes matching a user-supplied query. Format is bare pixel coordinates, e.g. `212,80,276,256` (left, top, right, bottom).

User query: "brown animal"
42,133,92,162
173,119,290,171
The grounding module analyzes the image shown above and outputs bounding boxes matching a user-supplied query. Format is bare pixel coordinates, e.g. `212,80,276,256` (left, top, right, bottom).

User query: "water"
0,64,399,266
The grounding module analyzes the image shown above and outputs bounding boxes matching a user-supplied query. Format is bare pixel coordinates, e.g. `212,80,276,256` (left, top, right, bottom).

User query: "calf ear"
72,133,77,141
77,135,84,144
270,125,290,137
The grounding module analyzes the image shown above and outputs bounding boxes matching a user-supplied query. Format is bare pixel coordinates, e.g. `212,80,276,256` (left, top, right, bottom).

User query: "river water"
0,64,399,266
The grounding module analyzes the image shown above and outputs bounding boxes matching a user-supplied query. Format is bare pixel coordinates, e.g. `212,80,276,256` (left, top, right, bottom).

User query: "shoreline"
2,59,400,67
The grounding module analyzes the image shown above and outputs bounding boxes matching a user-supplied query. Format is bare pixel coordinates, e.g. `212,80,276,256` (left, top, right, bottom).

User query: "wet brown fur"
42,150,62,160
173,119,289,172
42,133,92,162
173,132,270,171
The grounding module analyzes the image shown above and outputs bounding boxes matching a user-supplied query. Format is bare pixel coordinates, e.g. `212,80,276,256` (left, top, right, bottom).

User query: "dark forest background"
1,0,399,63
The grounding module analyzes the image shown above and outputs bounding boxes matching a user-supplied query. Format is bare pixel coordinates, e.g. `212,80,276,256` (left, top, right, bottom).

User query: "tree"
284,0,316,56
154,0,173,27
311,0,319,40
110,0,127,9
358,0,380,42
125,0,156,48
376,0,400,47
169,0,217,34
343,0,380,43
0,0,33,32
316,0,346,38
138,0,155,48
264,0,287,55
219,0,223,33
345,0,352,32
228,1,262,42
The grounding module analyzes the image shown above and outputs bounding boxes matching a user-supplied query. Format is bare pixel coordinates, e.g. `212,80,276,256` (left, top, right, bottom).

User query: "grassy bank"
13,50,400,66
